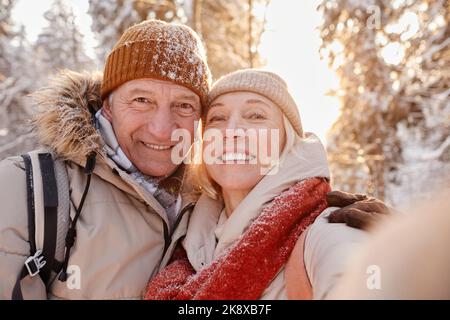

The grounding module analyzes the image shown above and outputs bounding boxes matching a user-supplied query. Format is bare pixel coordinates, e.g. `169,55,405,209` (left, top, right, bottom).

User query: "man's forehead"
122,78,199,98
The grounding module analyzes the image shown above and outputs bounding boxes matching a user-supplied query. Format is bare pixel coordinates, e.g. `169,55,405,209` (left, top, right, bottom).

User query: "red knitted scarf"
144,177,330,300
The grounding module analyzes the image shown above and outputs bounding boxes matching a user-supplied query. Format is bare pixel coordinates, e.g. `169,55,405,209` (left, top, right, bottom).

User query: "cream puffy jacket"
0,71,198,299
183,134,368,299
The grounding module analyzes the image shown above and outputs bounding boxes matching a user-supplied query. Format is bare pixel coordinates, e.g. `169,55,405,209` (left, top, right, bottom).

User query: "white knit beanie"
207,69,303,137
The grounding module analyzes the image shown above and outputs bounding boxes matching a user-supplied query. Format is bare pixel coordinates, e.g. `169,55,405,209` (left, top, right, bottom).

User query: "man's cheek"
112,121,135,153
116,116,140,139
181,119,197,143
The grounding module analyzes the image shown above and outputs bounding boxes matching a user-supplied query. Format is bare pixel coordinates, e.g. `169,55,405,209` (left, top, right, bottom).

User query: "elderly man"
0,20,388,300
0,20,210,299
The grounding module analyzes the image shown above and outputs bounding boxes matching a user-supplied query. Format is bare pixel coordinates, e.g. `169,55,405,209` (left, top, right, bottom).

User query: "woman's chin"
209,165,262,191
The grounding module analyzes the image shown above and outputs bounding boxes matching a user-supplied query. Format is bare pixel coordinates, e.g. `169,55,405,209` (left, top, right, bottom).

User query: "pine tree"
319,0,449,205
35,0,93,73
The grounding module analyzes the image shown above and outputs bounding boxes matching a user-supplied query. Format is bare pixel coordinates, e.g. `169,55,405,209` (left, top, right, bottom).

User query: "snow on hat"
207,69,303,137
101,20,212,108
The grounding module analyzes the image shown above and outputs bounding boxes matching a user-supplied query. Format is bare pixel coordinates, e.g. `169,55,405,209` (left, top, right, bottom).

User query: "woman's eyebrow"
209,102,224,109
245,99,271,109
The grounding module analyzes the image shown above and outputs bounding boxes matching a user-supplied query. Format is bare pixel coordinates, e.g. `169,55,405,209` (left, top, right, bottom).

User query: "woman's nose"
223,117,245,138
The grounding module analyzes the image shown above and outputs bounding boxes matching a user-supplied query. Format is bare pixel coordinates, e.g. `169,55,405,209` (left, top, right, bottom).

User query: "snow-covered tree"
0,0,39,159
88,0,188,64
319,0,450,206
0,0,17,78
35,0,93,73
200,0,270,79
88,0,270,79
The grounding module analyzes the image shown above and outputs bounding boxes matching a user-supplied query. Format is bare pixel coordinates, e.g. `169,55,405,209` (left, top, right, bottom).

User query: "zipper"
161,202,196,258
172,202,196,238
162,222,170,256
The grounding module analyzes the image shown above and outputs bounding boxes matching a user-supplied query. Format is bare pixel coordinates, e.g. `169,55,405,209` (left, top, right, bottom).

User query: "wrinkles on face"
106,78,201,177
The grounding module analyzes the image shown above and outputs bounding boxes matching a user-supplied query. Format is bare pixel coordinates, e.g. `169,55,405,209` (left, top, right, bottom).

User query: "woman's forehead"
210,91,275,109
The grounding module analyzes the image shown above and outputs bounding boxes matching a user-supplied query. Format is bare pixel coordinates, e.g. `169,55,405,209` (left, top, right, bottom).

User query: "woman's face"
203,91,286,193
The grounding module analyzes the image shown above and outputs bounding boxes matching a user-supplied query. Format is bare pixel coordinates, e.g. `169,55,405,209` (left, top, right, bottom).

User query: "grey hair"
108,92,114,107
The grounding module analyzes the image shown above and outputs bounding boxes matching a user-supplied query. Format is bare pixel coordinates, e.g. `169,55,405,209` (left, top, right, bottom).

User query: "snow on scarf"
144,177,330,300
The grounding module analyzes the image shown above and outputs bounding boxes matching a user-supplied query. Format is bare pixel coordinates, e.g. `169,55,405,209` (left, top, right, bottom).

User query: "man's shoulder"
0,154,30,254
0,149,76,172
0,154,26,179
0,149,69,215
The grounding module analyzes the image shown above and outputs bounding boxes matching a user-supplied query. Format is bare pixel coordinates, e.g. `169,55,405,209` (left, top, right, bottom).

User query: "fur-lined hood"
30,70,200,203
31,70,104,162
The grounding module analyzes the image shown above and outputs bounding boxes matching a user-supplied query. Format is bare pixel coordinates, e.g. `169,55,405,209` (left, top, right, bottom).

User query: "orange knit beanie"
101,20,212,107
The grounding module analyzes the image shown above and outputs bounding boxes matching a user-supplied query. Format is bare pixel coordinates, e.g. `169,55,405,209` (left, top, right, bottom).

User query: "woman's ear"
102,96,113,122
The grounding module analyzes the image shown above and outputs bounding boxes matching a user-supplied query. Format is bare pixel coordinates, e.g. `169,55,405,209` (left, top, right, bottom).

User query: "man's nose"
147,105,177,142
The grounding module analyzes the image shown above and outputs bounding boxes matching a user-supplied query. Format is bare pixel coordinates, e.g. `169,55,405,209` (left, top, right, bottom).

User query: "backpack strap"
12,151,70,299
51,153,71,277
38,153,59,282
12,154,40,299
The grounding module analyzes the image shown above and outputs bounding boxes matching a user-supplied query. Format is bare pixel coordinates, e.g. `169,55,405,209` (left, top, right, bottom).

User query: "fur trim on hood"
31,70,104,162
30,70,201,203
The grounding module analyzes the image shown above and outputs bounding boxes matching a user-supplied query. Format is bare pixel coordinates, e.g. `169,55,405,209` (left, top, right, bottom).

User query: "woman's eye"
207,115,225,123
247,112,266,120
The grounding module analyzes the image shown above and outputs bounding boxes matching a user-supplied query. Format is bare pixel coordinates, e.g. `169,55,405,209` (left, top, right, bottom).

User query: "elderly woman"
144,69,373,300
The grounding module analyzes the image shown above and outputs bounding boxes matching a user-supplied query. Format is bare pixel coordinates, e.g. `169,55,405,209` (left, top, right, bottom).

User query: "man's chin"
135,162,178,177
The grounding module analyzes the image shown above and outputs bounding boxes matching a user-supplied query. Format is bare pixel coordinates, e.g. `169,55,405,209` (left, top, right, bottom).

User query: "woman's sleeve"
303,207,369,299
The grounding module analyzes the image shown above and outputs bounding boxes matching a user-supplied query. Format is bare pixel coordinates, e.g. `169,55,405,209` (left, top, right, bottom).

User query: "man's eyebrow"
175,94,200,103
127,88,156,97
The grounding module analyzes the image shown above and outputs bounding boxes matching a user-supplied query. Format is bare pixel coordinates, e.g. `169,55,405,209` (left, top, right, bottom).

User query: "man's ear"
102,96,113,122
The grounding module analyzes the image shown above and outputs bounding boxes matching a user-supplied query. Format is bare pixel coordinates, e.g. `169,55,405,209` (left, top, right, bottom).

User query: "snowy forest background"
0,0,449,208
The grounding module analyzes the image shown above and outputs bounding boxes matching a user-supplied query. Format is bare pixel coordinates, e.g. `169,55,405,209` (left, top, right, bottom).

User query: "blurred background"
0,0,449,208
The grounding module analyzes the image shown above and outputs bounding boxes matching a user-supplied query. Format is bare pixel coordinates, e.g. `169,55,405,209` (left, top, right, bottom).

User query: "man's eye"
134,97,151,103
175,103,195,115
179,103,193,110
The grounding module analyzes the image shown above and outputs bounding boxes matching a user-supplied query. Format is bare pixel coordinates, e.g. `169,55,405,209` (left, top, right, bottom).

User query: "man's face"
103,78,201,177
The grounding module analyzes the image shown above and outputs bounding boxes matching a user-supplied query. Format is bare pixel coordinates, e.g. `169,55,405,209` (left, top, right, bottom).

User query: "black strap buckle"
24,250,46,277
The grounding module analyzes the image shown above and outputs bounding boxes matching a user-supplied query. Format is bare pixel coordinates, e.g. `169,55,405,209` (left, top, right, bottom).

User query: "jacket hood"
31,70,104,163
